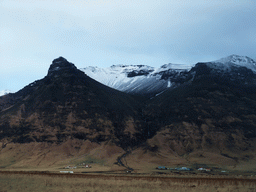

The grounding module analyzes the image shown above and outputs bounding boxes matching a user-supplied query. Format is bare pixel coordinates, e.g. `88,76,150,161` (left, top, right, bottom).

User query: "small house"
176,167,190,171
157,166,166,170
198,167,211,171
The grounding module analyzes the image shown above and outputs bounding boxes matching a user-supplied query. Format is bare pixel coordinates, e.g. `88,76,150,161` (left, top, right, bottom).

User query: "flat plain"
0,170,256,192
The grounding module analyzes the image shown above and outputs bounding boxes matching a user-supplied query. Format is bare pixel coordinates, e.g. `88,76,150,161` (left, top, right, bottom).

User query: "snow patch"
167,80,171,88
0,90,11,96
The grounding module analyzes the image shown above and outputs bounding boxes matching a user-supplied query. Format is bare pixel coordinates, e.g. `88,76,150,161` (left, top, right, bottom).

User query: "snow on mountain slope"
1,55,255,98
208,54,256,72
81,55,256,96
0,90,11,96
81,64,192,96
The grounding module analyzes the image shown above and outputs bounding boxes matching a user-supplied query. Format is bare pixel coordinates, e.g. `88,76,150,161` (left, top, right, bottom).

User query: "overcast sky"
1,0,256,93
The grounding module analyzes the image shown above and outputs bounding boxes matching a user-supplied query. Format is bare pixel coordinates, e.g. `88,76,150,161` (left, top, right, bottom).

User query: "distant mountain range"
1,55,255,97
81,54,256,97
0,55,256,169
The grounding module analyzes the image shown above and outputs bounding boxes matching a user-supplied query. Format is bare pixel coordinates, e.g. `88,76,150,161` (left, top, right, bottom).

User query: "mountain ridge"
81,55,256,97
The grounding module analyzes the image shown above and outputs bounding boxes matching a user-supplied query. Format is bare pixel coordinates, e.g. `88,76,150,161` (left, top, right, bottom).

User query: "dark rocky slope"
143,62,256,161
0,57,143,149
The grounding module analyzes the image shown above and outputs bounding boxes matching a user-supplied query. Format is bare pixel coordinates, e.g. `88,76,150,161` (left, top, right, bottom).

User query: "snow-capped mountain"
81,55,256,96
0,90,11,96
207,54,256,72
2,55,254,98
81,63,192,96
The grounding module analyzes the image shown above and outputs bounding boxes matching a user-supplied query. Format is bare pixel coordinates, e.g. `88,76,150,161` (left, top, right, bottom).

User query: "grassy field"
0,172,256,192
1,142,256,191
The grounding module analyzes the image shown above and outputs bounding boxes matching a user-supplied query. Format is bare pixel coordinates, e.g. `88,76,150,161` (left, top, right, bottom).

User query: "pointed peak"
48,57,77,76
52,56,68,64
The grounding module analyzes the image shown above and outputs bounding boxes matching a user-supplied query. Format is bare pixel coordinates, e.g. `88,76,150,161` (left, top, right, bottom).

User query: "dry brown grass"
0,172,255,192
0,141,124,170
1,141,256,192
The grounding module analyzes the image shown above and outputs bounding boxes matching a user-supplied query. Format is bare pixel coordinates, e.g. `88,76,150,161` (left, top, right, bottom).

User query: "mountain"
211,54,256,72
0,55,256,171
81,63,192,97
85,54,256,169
139,56,256,166
81,55,256,98
0,57,145,149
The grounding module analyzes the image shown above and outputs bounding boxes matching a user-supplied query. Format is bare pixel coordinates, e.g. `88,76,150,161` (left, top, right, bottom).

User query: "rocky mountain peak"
53,56,68,63
226,54,256,64
209,55,256,72
47,57,77,76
